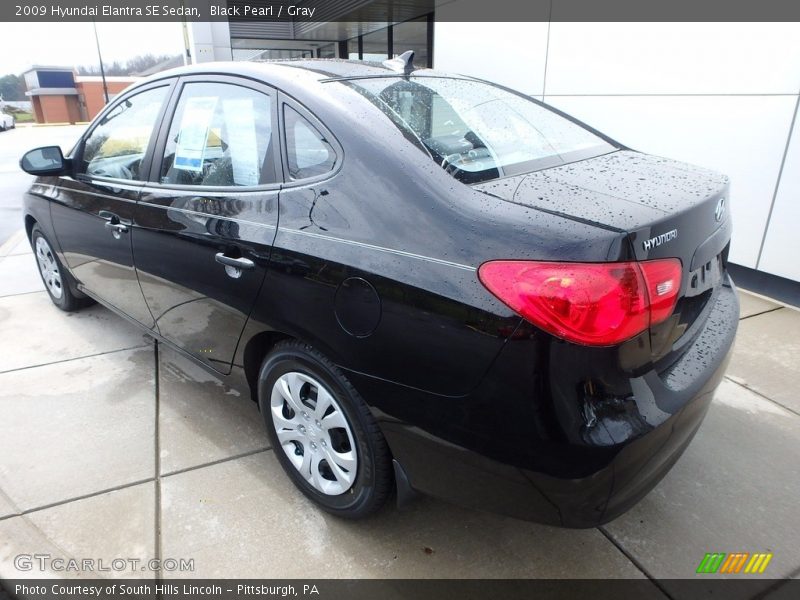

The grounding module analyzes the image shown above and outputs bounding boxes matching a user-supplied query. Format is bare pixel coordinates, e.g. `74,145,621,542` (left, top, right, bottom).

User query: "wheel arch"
242,329,293,402
240,325,352,402
24,214,37,241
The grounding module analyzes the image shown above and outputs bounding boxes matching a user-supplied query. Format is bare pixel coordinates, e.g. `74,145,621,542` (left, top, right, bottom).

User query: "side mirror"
20,146,70,176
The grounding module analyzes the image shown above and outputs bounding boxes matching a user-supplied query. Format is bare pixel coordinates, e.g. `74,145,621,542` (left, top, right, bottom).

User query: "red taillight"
639,259,682,324
478,259,682,346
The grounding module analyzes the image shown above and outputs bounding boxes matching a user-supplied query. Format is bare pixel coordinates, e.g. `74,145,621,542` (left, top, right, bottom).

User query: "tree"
0,74,26,101
0,53,181,99
76,54,178,77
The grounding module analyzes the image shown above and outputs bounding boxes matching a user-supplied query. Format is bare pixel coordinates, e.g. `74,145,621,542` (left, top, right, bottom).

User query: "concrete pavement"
0,232,798,593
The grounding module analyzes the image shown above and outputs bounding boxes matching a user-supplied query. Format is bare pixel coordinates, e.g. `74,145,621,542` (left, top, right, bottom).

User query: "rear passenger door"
134,76,281,374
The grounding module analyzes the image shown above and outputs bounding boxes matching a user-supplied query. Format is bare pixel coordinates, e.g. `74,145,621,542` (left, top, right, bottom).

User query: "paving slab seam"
723,375,800,419
154,340,163,582
0,486,22,519
597,526,675,599
0,447,274,526
738,306,785,321
160,446,272,480
0,344,151,375
0,230,25,260
5,248,34,258
738,288,798,313
0,477,156,523
0,289,48,300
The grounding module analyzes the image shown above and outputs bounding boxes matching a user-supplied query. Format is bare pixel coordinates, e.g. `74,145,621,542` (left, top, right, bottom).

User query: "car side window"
284,105,336,180
160,82,276,187
82,86,168,181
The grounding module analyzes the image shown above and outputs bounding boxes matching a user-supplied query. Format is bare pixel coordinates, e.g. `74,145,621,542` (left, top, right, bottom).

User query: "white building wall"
433,22,548,96
758,107,800,281
188,21,233,63
434,16,800,281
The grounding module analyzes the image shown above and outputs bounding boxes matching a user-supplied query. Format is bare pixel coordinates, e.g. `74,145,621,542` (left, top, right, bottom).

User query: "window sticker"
221,97,260,186
173,96,217,172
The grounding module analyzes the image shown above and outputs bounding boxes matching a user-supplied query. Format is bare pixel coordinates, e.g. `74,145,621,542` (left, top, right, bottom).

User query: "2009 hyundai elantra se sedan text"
20,54,739,527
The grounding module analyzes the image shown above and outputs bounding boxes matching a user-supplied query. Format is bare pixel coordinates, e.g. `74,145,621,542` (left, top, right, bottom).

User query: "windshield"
339,76,615,184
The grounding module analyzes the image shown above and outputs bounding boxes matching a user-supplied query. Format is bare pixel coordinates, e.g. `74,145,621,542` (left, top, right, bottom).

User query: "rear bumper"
352,276,739,527
593,278,739,524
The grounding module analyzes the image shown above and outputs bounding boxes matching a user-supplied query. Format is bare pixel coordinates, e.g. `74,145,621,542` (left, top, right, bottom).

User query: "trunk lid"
474,150,732,359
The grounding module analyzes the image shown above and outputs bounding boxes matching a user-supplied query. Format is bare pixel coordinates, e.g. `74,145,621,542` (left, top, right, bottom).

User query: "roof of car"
142,58,466,88
127,58,474,118
252,58,456,80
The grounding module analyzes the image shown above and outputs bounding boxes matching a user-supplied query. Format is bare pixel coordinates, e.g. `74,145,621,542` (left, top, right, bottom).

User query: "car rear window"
339,77,615,184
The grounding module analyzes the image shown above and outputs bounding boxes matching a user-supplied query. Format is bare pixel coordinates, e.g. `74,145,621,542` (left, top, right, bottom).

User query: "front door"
49,82,173,327
134,77,280,374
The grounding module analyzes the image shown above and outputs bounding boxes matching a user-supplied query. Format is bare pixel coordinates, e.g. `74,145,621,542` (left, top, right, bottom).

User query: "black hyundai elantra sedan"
20,54,738,527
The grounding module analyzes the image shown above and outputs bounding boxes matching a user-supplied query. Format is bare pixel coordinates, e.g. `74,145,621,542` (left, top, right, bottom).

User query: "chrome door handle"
215,253,255,270
104,221,128,239
104,222,129,233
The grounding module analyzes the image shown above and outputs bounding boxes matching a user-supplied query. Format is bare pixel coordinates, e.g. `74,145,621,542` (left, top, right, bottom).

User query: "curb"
739,287,799,314
13,122,89,128
28,122,90,127
0,230,26,261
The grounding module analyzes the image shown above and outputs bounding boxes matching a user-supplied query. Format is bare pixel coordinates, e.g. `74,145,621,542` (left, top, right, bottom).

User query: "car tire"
258,340,393,518
31,224,93,312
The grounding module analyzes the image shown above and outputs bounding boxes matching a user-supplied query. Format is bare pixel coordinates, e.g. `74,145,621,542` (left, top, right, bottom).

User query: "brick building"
24,66,139,124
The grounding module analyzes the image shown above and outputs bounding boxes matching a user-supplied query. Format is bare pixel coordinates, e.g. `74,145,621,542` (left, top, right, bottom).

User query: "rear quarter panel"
236,78,624,397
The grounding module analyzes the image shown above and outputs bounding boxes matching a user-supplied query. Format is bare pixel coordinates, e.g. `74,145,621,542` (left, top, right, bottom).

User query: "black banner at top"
3,0,800,22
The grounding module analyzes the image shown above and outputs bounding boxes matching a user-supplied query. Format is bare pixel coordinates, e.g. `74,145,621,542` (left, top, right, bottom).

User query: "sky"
0,22,186,75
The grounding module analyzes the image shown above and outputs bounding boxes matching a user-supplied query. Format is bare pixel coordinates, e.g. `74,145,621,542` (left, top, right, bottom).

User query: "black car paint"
22,60,739,527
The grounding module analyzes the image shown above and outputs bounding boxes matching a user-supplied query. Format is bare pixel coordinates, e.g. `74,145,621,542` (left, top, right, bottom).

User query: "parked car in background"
19,55,739,527
0,111,15,131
